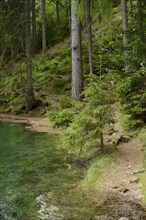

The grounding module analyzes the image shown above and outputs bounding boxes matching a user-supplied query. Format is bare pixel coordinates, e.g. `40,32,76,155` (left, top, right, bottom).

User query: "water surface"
0,121,95,220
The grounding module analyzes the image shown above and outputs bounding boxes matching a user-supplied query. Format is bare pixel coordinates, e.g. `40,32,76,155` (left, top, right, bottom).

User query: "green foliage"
33,49,71,94
138,127,146,149
47,96,75,127
118,65,146,127
82,18,123,76
61,74,115,157
47,108,75,128
0,61,26,111
81,149,117,193
0,48,71,112
58,95,73,109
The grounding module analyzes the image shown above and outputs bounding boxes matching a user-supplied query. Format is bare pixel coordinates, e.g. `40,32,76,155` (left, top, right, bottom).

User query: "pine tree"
32,0,37,57
85,0,93,74
42,0,47,53
121,0,129,72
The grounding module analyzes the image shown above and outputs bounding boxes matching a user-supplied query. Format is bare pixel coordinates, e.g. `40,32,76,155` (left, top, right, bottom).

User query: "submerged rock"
0,197,17,220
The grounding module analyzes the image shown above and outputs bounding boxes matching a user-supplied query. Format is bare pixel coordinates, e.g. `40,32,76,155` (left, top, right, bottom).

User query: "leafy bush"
47,108,75,128
0,61,26,111
47,95,76,127
59,96,73,109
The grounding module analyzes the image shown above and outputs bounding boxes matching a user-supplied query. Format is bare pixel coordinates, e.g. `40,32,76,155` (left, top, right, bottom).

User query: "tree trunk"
71,0,83,101
66,0,71,39
25,0,34,113
100,131,104,153
42,0,47,53
121,0,129,72
85,0,93,74
32,0,36,57
10,42,14,58
129,0,133,15
56,0,60,29
0,48,6,63
137,0,144,40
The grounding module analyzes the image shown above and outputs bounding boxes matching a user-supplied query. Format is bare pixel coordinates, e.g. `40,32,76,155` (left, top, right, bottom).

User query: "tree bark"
85,0,93,74
56,0,61,29
66,0,71,38
121,0,129,72
32,0,36,57
10,42,14,58
100,131,104,153
0,48,6,63
137,0,144,40
25,0,34,113
71,0,83,101
129,0,133,13
42,0,47,53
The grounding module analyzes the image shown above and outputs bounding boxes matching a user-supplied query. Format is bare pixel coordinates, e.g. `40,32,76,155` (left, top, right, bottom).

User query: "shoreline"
0,113,61,134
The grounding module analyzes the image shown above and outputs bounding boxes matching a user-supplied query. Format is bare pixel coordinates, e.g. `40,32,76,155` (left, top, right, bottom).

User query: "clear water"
0,121,95,220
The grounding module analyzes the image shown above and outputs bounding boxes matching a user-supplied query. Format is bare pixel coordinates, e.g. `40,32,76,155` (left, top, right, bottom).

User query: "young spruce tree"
62,72,115,158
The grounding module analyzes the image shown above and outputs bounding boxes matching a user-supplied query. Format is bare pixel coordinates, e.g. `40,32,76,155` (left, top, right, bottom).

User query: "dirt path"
94,139,146,219
0,113,61,134
95,139,144,202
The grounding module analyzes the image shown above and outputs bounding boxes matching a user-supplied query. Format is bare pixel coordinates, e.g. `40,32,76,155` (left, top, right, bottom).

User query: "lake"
0,121,95,220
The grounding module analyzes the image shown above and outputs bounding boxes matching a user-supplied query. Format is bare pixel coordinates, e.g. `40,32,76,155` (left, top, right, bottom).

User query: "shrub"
47,108,75,128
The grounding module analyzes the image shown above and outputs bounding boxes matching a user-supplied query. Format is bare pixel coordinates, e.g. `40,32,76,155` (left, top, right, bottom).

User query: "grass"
80,146,118,194
137,127,146,204
139,153,146,204
137,153,146,204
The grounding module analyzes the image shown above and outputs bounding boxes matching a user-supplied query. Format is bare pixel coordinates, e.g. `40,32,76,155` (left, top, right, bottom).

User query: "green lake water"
0,121,95,220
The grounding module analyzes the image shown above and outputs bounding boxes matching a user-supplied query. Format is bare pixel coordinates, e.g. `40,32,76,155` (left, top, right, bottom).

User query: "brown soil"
0,113,61,134
95,140,144,203
94,138,146,219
